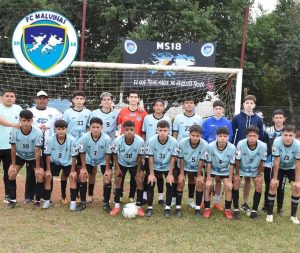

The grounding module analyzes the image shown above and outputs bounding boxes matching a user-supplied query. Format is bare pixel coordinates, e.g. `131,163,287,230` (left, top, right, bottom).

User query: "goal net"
0,58,243,119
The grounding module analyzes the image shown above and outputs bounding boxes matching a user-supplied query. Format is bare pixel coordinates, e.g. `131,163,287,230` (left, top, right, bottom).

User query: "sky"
253,0,277,16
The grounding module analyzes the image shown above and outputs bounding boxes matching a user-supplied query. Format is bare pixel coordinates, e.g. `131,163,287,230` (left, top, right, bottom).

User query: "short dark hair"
157,120,170,129
216,126,229,136
54,119,68,128
189,125,202,134
183,96,195,103
282,125,297,134
72,91,85,98
89,117,103,126
123,120,135,128
246,125,260,135
2,90,15,96
213,100,224,108
243,95,256,103
19,109,33,120
272,109,285,117
152,99,165,107
128,90,140,98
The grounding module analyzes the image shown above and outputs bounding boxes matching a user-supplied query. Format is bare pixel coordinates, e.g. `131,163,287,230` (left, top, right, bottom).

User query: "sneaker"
103,202,112,213
34,201,41,207
213,203,224,211
69,201,77,211
164,209,172,218
87,196,94,203
110,207,121,216
23,198,33,204
76,202,86,212
42,200,51,209
203,208,212,218
266,214,274,223
7,200,17,208
60,198,69,205
137,208,145,217
224,209,233,219
233,210,241,220
195,209,202,218
171,197,176,207
240,202,251,216
290,216,300,225
158,199,165,206
188,199,196,209
175,208,182,217
250,211,258,219
145,208,153,217
277,208,283,217
129,198,135,203
3,195,10,204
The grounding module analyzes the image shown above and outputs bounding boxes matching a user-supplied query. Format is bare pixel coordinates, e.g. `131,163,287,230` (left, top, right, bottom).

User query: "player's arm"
34,146,42,169
178,158,185,183
10,144,17,166
112,153,120,173
205,162,212,189
257,160,265,176
270,156,280,189
71,156,76,172
0,116,20,128
166,156,176,185
80,153,87,169
45,155,51,172
137,155,143,172
148,156,156,186
235,160,240,176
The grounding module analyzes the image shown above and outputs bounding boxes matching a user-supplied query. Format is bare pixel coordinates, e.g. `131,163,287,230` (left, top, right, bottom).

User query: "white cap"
36,90,48,97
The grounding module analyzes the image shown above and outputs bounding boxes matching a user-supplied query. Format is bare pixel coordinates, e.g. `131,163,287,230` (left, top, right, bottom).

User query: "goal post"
0,57,243,118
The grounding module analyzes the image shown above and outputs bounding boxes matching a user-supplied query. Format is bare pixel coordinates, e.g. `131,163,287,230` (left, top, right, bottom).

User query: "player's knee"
80,171,88,182
104,177,111,185
35,170,44,182
233,181,240,190
224,182,231,192
69,173,77,183
195,183,203,192
45,174,52,182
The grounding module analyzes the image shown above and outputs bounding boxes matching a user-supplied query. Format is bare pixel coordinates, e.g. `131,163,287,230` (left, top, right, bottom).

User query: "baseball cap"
36,90,48,97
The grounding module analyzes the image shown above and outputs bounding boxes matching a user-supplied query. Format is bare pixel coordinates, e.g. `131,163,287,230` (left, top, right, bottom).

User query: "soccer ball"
122,203,138,219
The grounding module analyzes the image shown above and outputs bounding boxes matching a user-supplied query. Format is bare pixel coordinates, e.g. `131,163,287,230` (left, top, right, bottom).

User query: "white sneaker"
266,214,274,223
42,200,51,209
188,199,196,209
171,197,176,207
290,216,300,225
70,201,77,211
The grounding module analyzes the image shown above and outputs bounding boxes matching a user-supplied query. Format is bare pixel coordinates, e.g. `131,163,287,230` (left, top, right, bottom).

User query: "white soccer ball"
122,203,138,219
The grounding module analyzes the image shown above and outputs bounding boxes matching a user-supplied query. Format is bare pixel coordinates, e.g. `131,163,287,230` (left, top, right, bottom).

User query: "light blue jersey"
63,108,91,143
112,134,144,167
272,137,300,170
142,114,172,142
178,137,209,172
89,109,120,140
236,139,267,177
145,135,178,171
79,132,112,166
207,140,236,176
9,126,43,160
0,103,22,149
172,113,203,142
44,134,78,166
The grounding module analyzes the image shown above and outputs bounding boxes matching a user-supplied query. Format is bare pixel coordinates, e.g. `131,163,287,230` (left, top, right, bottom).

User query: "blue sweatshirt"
231,111,264,146
202,116,233,143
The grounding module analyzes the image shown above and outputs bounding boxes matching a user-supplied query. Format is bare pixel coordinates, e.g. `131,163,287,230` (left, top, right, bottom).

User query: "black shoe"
145,208,153,217
141,199,147,206
175,208,182,217
34,201,41,207
195,209,202,218
8,201,17,208
158,199,165,206
277,208,283,217
250,211,258,219
103,202,111,213
76,202,87,212
233,210,241,220
164,209,172,218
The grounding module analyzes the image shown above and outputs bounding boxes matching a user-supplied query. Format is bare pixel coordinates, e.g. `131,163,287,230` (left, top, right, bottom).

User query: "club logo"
201,43,214,57
12,11,78,77
124,40,137,54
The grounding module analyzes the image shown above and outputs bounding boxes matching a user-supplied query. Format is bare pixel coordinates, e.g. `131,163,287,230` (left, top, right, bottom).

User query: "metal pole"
78,0,87,91
240,2,250,69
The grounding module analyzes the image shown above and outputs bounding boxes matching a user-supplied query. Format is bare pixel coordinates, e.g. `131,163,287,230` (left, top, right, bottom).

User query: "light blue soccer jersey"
272,137,300,170
63,108,91,143
172,113,203,142
44,134,78,166
178,137,209,172
79,132,112,166
145,135,178,172
89,109,120,140
112,134,144,167
0,104,22,149
207,140,236,176
9,126,43,160
142,114,172,142
236,139,267,177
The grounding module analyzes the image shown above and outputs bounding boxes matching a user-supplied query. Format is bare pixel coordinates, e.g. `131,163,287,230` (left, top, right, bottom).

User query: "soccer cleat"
23,198,33,204
7,200,17,208
250,211,258,219
69,201,77,211
87,196,94,203
145,208,153,217
224,209,233,219
195,209,202,218
137,208,145,217
188,199,196,209
76,202,87,212
203,208,212,218
171,197,176,207
277,208,283,217
129,198,135,203
240,202,251,216
290,216,300,225
164,209,172,218
213,203,224,211
233,210,241,220
110,207,121,216
158,199,165,206
175,208,182,217
42,200,51,209
60,198,69,205
266,214,274,223
34,201,41,207
3,195,10,204
103,202,112,213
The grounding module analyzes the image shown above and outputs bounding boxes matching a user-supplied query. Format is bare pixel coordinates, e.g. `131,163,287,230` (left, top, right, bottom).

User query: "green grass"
0,173,299,253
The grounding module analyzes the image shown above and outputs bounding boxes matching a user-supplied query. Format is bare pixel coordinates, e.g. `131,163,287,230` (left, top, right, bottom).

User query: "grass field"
0,172,299,253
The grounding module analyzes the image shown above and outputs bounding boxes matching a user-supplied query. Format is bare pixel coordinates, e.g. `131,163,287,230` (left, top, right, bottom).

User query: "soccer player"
7,110,44,207
202,100,233,211
145,120,179,218
43,120,78,210
0,90,22,203
266,125,300,224
263,109,286,214
79,117,112,212
232,125,267,219
177,125,208,217
142,99,172,205
173,96,203,208
110,120,145,217
204,127,235,219
231,95,263,215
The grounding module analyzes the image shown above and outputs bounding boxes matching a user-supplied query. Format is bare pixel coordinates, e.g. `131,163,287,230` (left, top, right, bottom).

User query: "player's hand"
12,123,20,129
104,169,112,179
178,173,185,183
8,165,17,175
148,174,156,186
40,124,48,131
70,171,77,179
205,178,212,190
80,168,88,176
137,105,145,112
233,174,241,183
254,174,263,184
270,178,279,189
166,174,174,185
225,181,233,191
196,175,204,185
44,170,52,178
292,181,300,194
115,167,122,177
